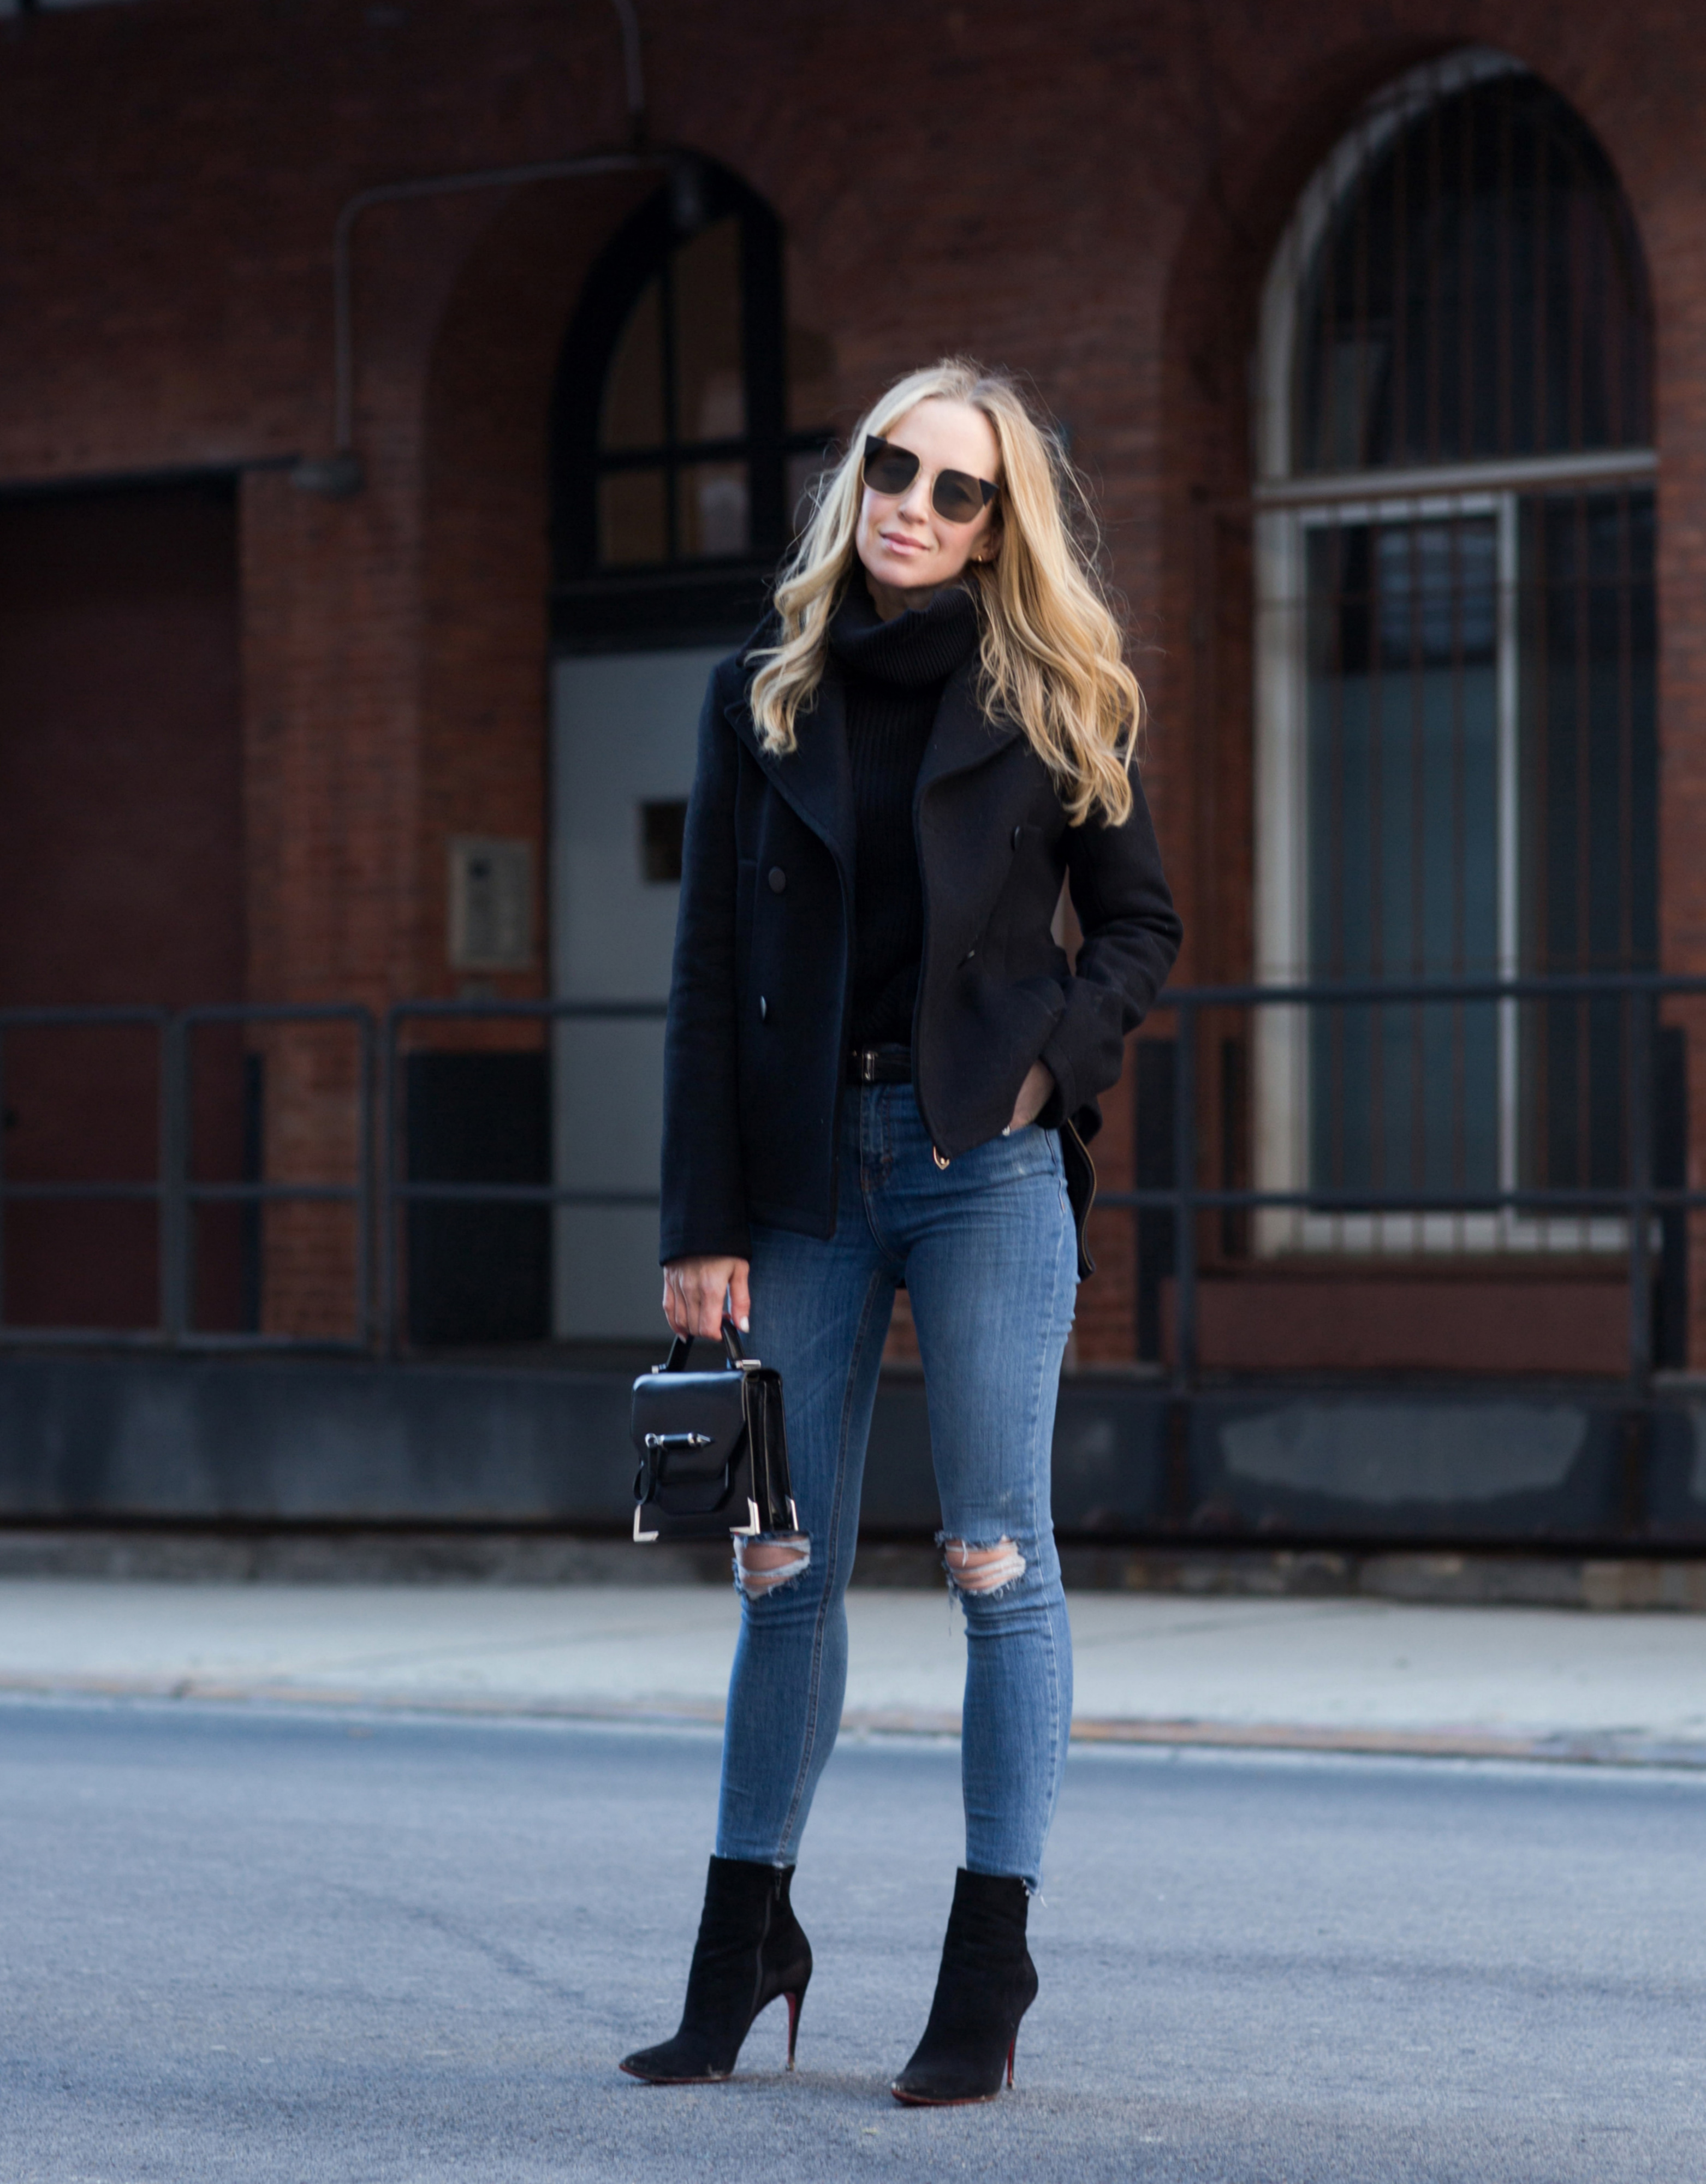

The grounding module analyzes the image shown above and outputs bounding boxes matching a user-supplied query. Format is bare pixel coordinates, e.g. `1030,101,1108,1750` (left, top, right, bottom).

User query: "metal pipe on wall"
293,1,664,497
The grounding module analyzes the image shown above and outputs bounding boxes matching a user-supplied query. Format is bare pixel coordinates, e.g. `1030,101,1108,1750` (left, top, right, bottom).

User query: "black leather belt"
847,1045,912,1086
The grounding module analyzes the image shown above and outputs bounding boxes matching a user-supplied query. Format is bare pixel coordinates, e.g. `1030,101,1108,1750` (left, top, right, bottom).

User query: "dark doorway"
405,1053,551,1347
0,478,245,1331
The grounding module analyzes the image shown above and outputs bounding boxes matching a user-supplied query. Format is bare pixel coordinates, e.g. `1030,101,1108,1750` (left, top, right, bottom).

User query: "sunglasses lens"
863,438,994,523
932,471,986,523
864,444,920,496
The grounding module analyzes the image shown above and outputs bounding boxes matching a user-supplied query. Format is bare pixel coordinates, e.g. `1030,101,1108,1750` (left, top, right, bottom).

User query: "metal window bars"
1123,969,1694,1396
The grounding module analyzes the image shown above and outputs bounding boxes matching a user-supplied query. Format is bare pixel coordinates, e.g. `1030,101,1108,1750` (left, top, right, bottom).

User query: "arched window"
550,162,833,646
1253,51,1657,1252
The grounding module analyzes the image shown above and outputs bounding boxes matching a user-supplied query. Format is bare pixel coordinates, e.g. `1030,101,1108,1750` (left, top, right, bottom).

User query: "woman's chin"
874,563,941,600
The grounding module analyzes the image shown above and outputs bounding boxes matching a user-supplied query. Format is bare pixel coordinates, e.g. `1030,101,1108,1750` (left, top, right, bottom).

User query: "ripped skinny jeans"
715,1085,1077,1893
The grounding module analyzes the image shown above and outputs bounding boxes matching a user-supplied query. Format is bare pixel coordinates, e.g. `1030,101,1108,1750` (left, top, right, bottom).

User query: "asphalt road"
2,1700,1700,2182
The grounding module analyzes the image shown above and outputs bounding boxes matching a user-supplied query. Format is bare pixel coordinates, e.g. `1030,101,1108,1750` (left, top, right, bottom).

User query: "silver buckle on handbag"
730,1498,762,1538
643,1432,713,1450
633,1505,659,1544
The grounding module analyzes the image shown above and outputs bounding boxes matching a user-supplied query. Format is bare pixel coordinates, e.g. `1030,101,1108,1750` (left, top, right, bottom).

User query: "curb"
3,1672,1703,1770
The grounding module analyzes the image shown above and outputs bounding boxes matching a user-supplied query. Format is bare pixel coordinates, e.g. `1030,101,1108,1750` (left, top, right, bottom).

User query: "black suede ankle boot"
891,1868,1038,2105
620,1855,812,2084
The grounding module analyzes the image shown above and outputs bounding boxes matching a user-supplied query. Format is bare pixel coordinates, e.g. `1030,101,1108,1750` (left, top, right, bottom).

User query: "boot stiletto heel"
620,1855,812,2085
891,1868,1037,2106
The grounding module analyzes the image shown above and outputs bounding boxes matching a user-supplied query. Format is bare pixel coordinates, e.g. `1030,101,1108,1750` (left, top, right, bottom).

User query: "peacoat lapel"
913,656,1035,961
724,666,857,882
724,639,1021,886
915,653,1021,802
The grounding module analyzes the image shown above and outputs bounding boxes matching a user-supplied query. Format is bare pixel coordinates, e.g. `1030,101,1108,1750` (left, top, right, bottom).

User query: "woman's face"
854,397,1002,620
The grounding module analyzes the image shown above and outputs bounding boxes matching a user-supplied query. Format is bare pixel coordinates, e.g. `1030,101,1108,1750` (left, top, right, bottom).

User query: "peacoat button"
1011,824,1023,849
758,995,768,1020
768,866,787,893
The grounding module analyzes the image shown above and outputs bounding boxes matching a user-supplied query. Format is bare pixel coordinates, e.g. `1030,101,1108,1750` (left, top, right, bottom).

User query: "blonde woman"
621,361,1180,2103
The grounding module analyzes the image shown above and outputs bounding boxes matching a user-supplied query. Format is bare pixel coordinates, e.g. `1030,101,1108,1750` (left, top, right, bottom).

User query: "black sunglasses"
862,435,998,526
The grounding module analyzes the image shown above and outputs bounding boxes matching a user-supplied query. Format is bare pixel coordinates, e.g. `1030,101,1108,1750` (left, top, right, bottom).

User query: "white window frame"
1251,47,1655,1259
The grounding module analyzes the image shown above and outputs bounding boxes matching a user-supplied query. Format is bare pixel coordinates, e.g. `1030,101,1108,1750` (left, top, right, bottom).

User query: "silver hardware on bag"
643,1431,714,1450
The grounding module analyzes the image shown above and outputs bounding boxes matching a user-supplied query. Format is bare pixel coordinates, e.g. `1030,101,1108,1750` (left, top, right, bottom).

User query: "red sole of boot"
890,2032,1017,2104
617,2064,734,2085
890,2087,1003,2106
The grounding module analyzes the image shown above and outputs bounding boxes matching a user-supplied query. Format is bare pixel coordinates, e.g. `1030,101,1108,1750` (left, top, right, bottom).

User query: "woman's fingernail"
739,1316,750,1331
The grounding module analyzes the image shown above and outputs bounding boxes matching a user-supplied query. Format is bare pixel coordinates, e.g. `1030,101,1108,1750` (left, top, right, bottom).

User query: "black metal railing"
380,997,667,1356
0,1003,373,1351
0,1005,168,1349
1115,969,1699,1396
1,977,1697,1388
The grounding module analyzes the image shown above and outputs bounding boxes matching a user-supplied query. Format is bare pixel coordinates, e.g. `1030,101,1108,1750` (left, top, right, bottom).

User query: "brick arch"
1154,34,1662,986
1152,38,1456,992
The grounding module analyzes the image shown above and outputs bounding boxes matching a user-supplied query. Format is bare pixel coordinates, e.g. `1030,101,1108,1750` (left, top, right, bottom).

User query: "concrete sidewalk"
1,1575,1703,1766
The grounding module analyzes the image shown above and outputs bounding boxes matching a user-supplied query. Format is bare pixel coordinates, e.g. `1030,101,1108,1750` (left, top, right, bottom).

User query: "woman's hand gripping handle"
662,1256,751,1341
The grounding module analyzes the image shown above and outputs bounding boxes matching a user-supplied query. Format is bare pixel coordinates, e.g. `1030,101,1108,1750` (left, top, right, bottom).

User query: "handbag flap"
631,1366,748,1486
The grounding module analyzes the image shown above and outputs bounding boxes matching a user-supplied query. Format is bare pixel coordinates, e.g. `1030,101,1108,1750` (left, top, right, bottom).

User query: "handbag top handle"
661,1316,748,1374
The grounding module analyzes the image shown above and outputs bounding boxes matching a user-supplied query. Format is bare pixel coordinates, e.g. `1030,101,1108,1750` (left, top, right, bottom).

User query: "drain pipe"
293,0,662,497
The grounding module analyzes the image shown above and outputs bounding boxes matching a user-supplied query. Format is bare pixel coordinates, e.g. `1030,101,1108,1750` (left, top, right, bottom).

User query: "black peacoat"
659,635,1182,1269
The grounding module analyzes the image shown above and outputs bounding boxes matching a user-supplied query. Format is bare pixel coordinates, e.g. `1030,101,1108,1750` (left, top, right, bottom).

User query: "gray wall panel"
1191,1394,1629,1538
0,1358,1681,1543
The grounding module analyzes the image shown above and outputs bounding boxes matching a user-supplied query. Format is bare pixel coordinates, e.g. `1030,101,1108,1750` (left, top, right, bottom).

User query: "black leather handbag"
629,1317,799,1545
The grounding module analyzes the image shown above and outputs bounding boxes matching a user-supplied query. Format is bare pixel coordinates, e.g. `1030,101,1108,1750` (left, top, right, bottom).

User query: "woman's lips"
879,531,925,555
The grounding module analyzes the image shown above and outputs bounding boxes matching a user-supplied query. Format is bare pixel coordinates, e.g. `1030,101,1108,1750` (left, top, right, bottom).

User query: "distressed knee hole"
734,1533,811,1598
941,1536,1026,1595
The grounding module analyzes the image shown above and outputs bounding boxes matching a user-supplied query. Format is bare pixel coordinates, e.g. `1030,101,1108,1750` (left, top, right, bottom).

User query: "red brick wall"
0,0,1697,1359
418,171,658,1008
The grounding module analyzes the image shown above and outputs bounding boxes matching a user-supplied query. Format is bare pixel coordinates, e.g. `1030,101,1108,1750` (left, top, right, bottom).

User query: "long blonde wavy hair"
748,360,1142,827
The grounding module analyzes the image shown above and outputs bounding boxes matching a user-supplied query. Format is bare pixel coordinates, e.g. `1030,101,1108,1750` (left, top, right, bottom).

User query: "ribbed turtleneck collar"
827,575,979,689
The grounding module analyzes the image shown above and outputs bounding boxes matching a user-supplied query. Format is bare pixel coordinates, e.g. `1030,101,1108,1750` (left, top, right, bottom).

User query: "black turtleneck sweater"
827,579,980,1049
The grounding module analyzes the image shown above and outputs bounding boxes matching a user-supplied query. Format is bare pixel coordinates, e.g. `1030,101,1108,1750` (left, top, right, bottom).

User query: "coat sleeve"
1038,764,1184,1134
658,668,752,1265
